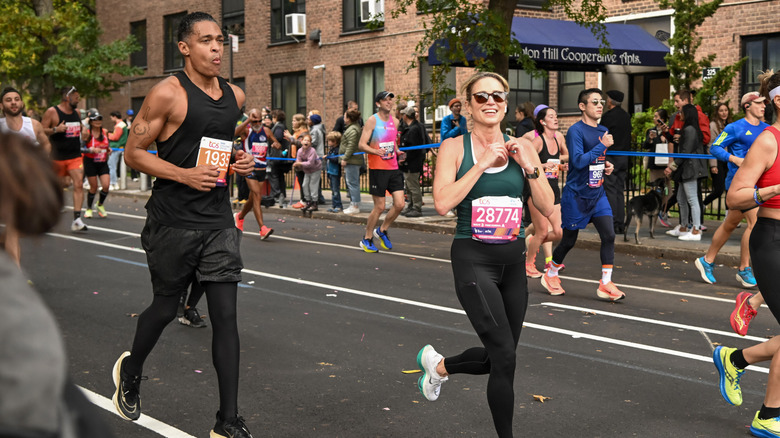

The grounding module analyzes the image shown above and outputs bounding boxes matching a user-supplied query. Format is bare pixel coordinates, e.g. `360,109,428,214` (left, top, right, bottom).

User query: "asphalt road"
20,196,776,438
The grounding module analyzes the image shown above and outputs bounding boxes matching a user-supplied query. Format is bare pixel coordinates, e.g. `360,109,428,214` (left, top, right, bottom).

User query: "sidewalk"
111,178,744,266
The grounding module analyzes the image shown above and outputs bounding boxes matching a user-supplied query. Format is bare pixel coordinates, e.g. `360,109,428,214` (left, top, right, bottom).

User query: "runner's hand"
477,142,508,170
182,165,220,191
605,161,614,175
232,150,254,176
505,138,534,174
600,133,614,148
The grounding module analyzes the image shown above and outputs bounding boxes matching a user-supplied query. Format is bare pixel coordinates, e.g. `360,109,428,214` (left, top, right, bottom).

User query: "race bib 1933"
197,137,232,187
471,196,522,243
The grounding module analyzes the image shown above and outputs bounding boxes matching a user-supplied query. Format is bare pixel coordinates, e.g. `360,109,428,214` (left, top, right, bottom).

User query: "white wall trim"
605,9,674,23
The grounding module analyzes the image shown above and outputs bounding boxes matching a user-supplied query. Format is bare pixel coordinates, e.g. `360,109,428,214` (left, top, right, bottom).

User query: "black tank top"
145,71,240,229
50,106,83,160
538,134,561,181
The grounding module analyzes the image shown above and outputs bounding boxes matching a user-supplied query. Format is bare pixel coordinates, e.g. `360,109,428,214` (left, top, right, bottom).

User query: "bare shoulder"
147,76,184,105
229,82,245,109
41,106,58,126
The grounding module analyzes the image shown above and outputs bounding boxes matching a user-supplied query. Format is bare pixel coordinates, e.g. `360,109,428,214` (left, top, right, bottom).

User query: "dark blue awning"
428,17,669,69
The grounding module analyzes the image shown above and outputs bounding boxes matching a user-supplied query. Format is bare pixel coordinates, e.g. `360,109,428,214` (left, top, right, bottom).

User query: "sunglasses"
590,99,606,106
472,91,507,104
66,86,77,97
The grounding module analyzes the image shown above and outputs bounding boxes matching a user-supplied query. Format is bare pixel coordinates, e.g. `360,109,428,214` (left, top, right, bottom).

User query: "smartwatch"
525,167,540,179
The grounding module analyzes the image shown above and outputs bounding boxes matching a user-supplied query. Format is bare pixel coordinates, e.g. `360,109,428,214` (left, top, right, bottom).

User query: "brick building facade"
95,0,780,136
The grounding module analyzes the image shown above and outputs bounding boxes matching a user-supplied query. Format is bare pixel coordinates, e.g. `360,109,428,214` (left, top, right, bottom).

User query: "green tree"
0,0,140,109
384,0,608,79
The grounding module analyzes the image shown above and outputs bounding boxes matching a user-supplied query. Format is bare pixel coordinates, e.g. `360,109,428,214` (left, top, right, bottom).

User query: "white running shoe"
343,205,360,214
665,225,684,236
71,217,88,231
416,344,448,401
679,231,702,241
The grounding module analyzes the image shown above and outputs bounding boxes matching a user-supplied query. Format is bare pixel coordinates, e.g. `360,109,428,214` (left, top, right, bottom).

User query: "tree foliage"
386,0,608,79
657,0,722,92
0,0,141,109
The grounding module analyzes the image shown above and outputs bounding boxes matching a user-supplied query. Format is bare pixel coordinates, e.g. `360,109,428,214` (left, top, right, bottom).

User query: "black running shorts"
368,169,404,197
140,218,243,296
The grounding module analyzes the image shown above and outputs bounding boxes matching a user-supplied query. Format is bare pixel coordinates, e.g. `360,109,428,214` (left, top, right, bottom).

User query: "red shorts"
53,156,83,177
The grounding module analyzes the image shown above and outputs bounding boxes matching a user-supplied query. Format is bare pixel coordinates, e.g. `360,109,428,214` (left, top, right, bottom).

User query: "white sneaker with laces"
666,225,684,236
679,231,702,241
71,217,88,231
343,205,360,214
417,344,448,401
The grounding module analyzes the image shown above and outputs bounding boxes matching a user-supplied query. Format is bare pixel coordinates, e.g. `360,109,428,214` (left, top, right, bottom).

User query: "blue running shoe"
737,267,757,288
373,227,392,250
695,256,717,284
360,238,378,253
751,411,780,438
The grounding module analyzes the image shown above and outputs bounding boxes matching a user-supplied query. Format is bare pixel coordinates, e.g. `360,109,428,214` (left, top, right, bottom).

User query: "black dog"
624,178,666,244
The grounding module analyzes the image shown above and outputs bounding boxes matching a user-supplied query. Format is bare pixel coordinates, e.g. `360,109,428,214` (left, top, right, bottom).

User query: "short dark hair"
345,109,361,123
178,12,218,43
60,86,77,100
578,88,603,108
272,109,286,122
533,107,551,134
1,87,20,101
110,111,122,119
674,89,692,103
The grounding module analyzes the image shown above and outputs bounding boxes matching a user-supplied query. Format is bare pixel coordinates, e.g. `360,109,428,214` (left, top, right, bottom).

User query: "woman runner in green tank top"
414,72,555,438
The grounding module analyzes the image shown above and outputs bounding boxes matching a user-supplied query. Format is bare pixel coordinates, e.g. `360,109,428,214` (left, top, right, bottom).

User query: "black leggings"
552,215,615,266
125,281,241,418
750,217,780,325
444,238,528,438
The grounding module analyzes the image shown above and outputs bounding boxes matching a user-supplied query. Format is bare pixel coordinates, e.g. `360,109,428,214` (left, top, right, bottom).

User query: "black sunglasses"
590,99,606,106
472,91,507,104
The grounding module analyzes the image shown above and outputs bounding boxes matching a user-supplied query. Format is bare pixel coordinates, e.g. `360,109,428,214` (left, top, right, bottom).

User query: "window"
507,69,547,117
516,0,546,9
271,0,305,43
343,64,384,122
223,0,245,41
742,34,780,95
418,60,456,124
130,20,147,68
558,71,585,113
343,0,383,33
131,97,145,118
164,12,186,72
272,72,307,118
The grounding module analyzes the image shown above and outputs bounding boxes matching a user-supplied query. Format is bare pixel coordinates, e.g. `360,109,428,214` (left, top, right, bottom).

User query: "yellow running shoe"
97,204,107,218
83,209,93,218
751,411,780,437
712,346,745,406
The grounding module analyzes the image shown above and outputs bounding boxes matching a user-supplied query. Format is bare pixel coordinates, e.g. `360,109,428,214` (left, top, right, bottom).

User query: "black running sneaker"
210,412,253,438
179,307,208,328
112,351,145,421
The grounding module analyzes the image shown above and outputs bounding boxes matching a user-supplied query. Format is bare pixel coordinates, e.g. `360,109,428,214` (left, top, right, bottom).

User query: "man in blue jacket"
440,98,467,140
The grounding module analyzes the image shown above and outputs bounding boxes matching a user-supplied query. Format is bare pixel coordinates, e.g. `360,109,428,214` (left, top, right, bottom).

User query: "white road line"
541,302,768,342
78,386,196,438
70,222,739,305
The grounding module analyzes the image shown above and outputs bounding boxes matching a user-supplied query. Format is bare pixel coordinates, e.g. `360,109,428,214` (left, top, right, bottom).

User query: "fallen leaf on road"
635,262,642,266
318,362,334,366
532,394,551,403
403,370,422,374
681,299,688,302
126,313,139,318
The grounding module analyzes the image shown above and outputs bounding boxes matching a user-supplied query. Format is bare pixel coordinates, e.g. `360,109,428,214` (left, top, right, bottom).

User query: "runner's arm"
727,130,780,209
358,117,379,155
32,119,52,155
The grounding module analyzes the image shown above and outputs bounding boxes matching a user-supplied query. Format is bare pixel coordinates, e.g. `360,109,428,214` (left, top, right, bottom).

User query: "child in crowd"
326,131,343,213
292,134,322,212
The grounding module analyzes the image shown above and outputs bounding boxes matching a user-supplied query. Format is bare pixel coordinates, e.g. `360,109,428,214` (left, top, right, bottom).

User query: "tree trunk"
487,0,515,79
33,0,55,106
32,0,53,15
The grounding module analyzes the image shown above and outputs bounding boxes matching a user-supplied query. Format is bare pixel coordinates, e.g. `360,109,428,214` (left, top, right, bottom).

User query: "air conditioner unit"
360,0,384,22
285,14,306,37
423,105,450,124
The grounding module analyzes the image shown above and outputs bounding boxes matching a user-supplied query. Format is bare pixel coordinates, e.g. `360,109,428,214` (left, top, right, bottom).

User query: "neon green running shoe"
712,346,745,406
97,204,107,218
83,209,93,219
750,411,780,438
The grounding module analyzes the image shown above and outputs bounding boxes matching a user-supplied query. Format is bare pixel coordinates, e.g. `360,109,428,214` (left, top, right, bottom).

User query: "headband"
770,85,780,101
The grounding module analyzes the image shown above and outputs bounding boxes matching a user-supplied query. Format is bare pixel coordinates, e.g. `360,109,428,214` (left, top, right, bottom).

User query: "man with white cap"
695,92,768,312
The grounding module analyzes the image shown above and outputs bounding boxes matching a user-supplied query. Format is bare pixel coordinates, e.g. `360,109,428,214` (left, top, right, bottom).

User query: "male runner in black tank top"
111,12,256,438
41,86,87,232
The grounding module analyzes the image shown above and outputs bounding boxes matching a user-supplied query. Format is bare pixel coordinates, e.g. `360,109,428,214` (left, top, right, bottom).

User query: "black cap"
375,91,395,103
606,90,624,103
87,109,102,120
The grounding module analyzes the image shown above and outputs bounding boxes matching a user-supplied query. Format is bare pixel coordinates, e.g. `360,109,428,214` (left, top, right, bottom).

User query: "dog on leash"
624,178,666,244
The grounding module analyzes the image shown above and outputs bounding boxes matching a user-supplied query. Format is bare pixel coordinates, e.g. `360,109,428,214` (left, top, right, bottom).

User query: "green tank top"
454,133,526,240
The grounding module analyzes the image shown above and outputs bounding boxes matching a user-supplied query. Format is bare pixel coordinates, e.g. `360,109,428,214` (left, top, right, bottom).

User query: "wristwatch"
525,167,540,179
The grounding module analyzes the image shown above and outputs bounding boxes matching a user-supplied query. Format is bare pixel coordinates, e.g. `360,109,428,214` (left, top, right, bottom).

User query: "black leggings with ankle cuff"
444,238,528,438
125,281,241,419
552,215,615,266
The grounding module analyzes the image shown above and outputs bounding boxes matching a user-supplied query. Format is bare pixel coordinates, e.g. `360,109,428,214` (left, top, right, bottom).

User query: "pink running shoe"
730,292,757,336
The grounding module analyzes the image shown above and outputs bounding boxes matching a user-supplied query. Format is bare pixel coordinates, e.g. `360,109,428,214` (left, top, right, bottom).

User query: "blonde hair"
326,131,342,144
460,72,510,101
292,113,306,129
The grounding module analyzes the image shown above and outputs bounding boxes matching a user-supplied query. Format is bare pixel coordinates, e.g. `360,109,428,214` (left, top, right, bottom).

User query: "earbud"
542,122,546,125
